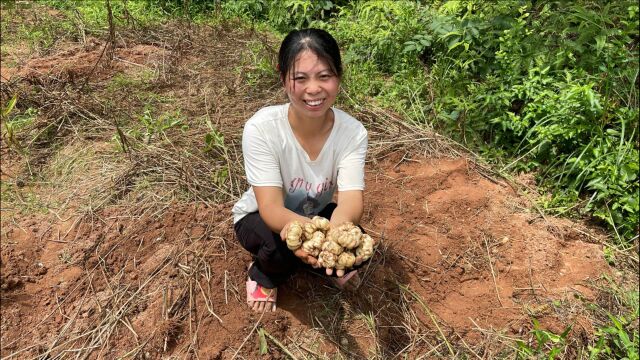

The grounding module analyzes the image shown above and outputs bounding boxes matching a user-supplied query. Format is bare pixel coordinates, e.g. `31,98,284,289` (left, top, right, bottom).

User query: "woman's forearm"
258,203,309,234
330,191,364,226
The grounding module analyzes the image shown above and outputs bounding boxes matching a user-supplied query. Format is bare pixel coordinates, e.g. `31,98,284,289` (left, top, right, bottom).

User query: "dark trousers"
234,203,365,288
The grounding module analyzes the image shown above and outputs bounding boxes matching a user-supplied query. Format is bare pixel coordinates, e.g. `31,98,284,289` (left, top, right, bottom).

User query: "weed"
589,280,640,360
211,166,228,188
203,116,230,187
355,311,381,358
1,95,39,154
106,70,156,93
1,95,18,144
58,250,73,264
589,313,639,360
516,319,572,359
241,40,276,87
603,246,616,266
129,108,187,145
203,127,225,154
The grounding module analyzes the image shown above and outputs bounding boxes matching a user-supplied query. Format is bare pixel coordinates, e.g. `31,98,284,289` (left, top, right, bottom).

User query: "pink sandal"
246,279,277,304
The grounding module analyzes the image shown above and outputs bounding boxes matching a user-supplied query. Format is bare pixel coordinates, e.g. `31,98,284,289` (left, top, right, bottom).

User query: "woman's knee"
257,241,298,273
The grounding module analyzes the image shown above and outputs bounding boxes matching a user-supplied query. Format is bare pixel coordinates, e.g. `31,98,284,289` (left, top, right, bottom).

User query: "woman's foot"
246,263,276,312
246,279,277,312
331,269,360,291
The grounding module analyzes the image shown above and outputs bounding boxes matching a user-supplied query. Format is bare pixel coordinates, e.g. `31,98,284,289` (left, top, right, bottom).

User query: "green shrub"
423,1,639,242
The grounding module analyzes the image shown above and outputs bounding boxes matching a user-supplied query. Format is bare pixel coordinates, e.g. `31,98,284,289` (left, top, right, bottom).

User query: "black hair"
277,28,342,83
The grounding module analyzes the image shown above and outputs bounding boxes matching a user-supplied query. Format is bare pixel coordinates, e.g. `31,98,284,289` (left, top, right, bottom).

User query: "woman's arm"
330,190,364,226
253,186,308,233
254,186,320,267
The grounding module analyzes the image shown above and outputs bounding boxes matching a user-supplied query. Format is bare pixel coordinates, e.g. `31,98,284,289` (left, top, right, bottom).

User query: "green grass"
588,278,640,360
42,0,167,30
1,3,75,54
106,70,157,93
0,180,51,217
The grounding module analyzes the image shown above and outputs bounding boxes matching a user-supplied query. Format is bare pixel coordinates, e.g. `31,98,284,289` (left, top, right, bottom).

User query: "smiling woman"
287,52,339,117
231,28,369,313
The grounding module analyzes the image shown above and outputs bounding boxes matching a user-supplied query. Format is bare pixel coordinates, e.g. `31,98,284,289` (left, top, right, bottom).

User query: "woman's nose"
306,82,321,94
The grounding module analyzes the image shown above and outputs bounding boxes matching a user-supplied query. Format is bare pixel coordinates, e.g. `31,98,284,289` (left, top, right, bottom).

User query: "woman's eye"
294,77,305,81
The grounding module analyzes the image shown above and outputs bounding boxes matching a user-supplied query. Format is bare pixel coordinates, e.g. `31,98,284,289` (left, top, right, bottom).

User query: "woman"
232,28,368,312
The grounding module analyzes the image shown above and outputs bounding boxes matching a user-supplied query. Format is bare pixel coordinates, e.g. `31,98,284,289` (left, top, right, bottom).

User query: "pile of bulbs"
285,216,375,270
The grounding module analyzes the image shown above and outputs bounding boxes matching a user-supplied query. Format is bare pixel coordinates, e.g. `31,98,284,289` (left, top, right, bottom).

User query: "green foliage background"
207,0,639,244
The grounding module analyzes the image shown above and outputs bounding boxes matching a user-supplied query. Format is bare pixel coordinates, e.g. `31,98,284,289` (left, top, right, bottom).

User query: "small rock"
340,337,348,347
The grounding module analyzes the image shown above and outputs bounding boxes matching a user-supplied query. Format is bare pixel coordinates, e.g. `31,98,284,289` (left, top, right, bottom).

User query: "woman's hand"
280,220,321,268
293,248,320,268
279,220,294,241
324,259,361,277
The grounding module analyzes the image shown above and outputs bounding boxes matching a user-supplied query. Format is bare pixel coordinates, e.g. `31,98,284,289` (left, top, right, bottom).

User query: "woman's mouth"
303,98,325,108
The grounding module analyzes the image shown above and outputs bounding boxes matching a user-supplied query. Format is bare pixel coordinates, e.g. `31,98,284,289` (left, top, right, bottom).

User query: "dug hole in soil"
0,18,616,359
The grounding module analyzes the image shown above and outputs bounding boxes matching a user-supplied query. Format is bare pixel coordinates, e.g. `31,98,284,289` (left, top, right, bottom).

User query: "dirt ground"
0,12,628,360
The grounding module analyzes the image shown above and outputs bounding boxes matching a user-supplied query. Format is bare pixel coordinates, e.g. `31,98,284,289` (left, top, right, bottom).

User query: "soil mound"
1,38,167,83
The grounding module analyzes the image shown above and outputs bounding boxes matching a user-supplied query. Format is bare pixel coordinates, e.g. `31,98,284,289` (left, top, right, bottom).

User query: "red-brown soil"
1,155,610,358
1,37,168,84
0,14,618,359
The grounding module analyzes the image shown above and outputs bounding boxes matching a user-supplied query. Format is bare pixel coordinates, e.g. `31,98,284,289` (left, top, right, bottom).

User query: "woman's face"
283,50,340,121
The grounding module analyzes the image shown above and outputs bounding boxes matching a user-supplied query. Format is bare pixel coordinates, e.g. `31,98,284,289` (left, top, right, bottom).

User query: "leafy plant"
203,117,229,187
136,108,187,143
112,108,186,150
220,0,338,31
45,0,166,29
1,96,38,153
589,313,639,360
516,319,572,359
203,127,225,154
1,94,19,147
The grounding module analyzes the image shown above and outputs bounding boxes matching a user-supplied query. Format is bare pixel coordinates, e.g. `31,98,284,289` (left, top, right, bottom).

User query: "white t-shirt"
232,103,368,224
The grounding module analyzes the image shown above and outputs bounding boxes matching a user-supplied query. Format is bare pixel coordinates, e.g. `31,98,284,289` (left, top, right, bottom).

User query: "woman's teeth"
305,99,324,106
